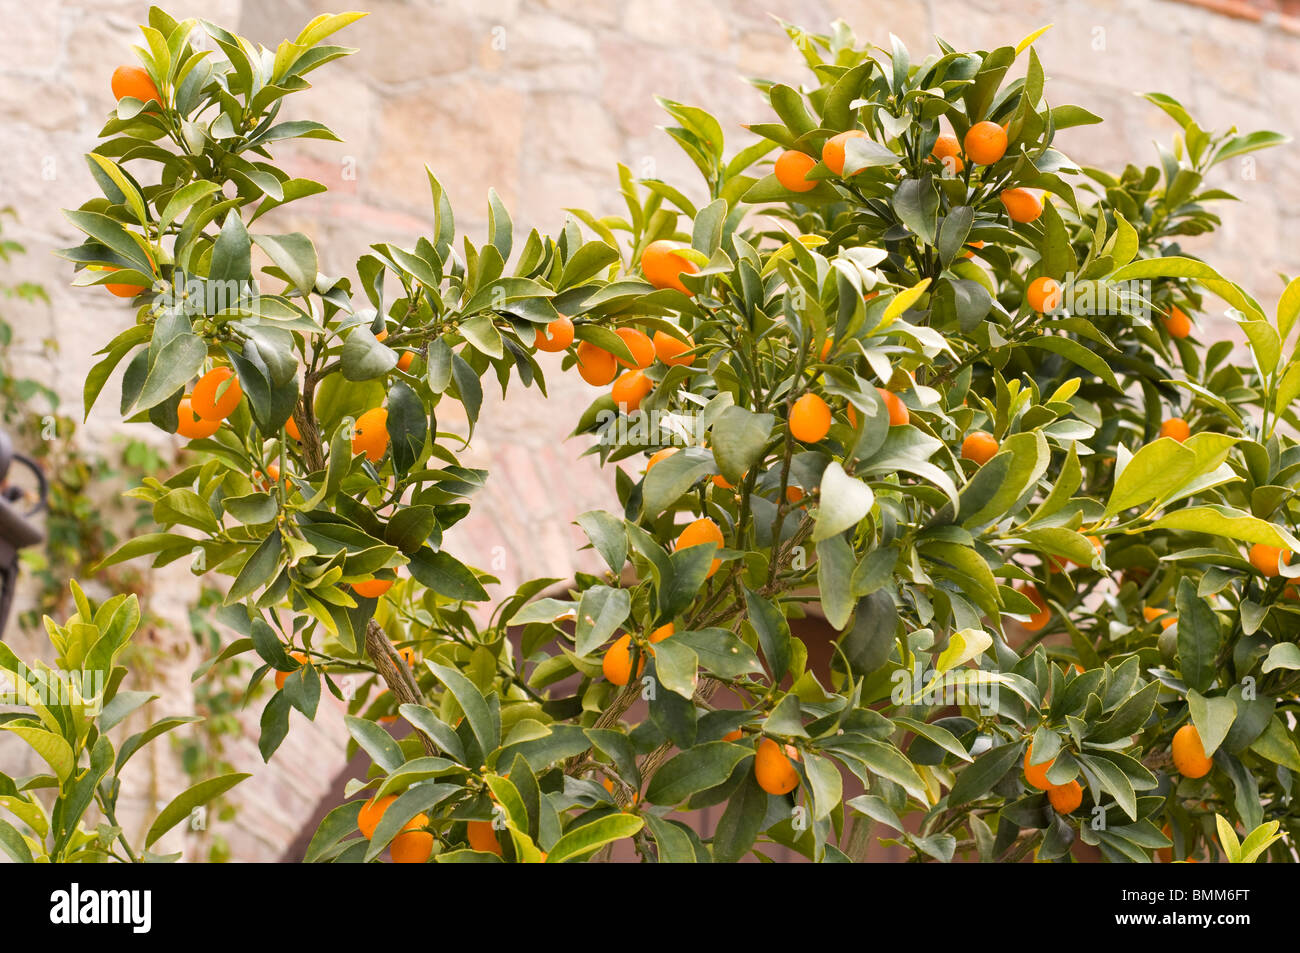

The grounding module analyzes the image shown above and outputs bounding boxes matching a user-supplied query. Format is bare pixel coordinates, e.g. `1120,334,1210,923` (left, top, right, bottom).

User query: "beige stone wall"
0,0,1296,860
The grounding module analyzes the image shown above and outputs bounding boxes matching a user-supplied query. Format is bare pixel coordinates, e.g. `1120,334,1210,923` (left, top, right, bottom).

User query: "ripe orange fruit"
1163,306,1191,339
613,327,655,369
652,329,694,366
821,130,868,176
351,407,389,461
375,329,389,342
963,121,1008,165
352,577,394,599
785,485,805,504
962,240,985,258
611,369,653,413
711,472,737,490
1018,584,1050,632
390,813,433,863
931,134,963,174
265,462,281,483
789,393,831,443
877,387,910,427
676,517,724,578
397,646,417,667
176,397,221,439
1171,724,1213,778
645,448,679,472
721,729,744,742
641,240,698,295
466,819,502,856
1159,417,1190,443
754,738,800,795
1000,188,1042,223
90,264,147,297
1023,743,1055,790
534,314,574,352
396,351,415,372
576,341,618,386
1025,276,1062,313
275,651,308,691
191,366,242,421
774,149,817,192
649,622,674,644
1159,822,1174,863
1248,542,1291,577
602,633,644,686
819,337,834,361
1048,780,1083,814
961,431,999,465
285,415,301,441
1143,606,1177,630
111,65,161,106
358,794,397,839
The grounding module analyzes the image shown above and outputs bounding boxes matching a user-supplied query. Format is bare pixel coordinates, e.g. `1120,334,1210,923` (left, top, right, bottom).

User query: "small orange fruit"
275,651,308,691
789,393,831,443
575,341,618,386
358,794,397,839
1159,822,1174,863
1018,584,1050,632
645,448,679,472
1159,417,1190,443
931,134,963,174
396,351,415,372
191,367,243,421
755,738,800,795
602,633,644,686
652,329,694,366
1025,276,1062,313
961,430,999,465
1000,188,1042,223
390,813,433,863
466,819,503,856
285,415,301,441
1143,606,1177,630
397,646,417,667
785,485,805,504
721,729,744,742
111,65,161,106
176,397,221,439
613,327,655,369
676,517,724,578
641,240,698,295
351,407,389,461
611,369,653,413
711,473,737,489
1023,742,1055,791
1171,724,1213,778
1163,306,1191,339
352,577,394,599
534,314,575,352
774,149,817,192
649,622,674,644
1047,780,1083,814
819,337,834,361
1248,543,1291,577
821,130,868,177
962,240,985,259
375,329,389,342
91,264,147,297
877,387,910,427
963,121,1008,165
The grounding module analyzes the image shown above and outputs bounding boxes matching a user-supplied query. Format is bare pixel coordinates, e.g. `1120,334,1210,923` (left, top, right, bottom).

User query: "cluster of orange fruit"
1023,743,1083,813
176,366,243,439
772,121,1042,224
357,794,433,863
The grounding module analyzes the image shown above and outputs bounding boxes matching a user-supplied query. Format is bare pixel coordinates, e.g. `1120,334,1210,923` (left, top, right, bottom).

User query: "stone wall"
0,0,1296,860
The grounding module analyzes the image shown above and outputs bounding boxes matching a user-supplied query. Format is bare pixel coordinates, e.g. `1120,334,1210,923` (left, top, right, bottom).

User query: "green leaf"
1105,439,1197,517
546,813,644,863
345,715,404,772
132,334,207,413
1187,689,1236,758
1,726,74,784
1149,506,1300,552
745,587,790,681
407,548,489,602
813,462,874,541
1176,577,1220,694
576,510,627,574
145,773,249,847
947,742,1021,809
574,585,632,658
645,742,750,805
642,447,715,516
710,406,774,486
426,662,499,759
816,535,856,630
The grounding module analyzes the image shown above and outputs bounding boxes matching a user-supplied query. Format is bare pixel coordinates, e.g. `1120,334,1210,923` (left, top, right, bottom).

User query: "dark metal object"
0,429,46,636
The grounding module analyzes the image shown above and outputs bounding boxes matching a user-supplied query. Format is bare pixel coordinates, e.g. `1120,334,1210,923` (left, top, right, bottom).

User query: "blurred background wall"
0,0,1296,860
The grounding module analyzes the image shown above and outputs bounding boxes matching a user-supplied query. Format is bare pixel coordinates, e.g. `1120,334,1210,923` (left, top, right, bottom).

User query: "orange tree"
50,8,1300,862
